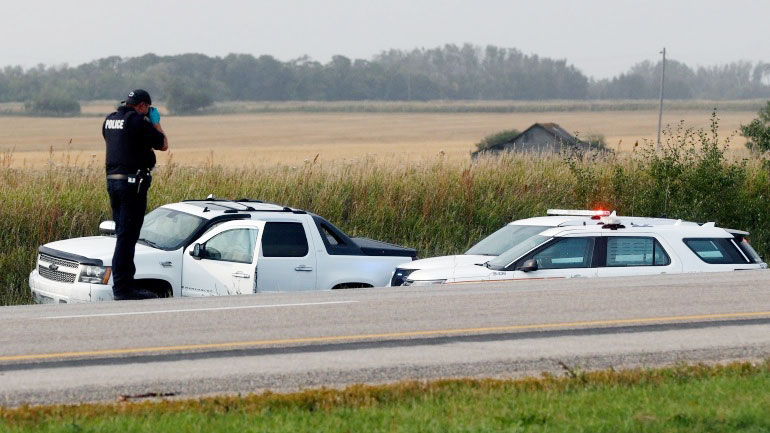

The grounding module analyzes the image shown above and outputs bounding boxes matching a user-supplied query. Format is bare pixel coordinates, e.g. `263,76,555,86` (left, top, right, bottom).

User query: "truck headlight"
78,266,111,284
403,279,446,286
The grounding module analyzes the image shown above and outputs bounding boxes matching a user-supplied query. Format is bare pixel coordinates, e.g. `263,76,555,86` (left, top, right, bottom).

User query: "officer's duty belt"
107,171,151,180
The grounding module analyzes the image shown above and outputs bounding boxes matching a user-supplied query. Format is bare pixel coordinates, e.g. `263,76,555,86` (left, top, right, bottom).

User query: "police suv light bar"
547,209,612,217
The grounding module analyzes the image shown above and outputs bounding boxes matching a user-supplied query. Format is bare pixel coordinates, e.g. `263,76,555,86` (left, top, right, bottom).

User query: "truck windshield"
139,208,205,250
465,225,549,256
486,234,551,270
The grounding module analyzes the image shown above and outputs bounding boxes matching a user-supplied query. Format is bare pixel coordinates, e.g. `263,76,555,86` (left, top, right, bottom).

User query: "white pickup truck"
29,199,417,303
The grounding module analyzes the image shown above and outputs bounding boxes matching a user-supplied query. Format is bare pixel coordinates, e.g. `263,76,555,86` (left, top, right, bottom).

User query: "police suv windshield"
465,225,550,256
486,234,551,270
138,208,205,250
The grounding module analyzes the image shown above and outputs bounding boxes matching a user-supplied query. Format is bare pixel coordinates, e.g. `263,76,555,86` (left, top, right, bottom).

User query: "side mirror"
190,243,204,260
99,221,116,235
517,259,539,272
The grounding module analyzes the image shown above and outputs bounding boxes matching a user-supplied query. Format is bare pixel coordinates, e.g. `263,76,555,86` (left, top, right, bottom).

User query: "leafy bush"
740,101,770,152
23,91,81,116
475,129,520,151
166,85,214,114
583,133,610,151
567,111,762,232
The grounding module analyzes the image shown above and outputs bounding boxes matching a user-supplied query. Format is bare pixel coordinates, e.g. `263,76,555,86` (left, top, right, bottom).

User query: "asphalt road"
2,271,770,406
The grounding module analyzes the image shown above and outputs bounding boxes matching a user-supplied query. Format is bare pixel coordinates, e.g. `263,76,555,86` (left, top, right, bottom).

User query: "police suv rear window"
735,238,763,263
683,238,749,264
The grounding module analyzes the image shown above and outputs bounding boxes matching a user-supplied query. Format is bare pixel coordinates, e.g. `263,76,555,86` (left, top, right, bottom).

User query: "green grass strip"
2,361,770,432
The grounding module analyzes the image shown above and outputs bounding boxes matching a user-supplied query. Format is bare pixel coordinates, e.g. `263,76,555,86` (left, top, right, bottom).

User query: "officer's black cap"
122,89,152,105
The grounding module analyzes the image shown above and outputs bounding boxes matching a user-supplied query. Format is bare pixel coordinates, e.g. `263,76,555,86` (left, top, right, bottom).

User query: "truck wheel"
135,279,173,298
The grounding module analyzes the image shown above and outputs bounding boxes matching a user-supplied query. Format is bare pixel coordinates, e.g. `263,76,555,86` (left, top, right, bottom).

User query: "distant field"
0,100,758,168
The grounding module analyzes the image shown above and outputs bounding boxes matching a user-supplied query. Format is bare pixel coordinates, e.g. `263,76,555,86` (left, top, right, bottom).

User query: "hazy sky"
3,0,769,79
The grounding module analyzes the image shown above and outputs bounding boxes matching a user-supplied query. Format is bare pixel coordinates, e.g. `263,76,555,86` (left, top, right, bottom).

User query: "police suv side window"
683,238,749,264
605,237,670,267
262,222,309,257
529,237,594,269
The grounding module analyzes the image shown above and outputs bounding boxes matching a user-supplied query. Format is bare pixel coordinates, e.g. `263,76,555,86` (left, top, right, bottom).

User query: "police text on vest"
105,119,124,129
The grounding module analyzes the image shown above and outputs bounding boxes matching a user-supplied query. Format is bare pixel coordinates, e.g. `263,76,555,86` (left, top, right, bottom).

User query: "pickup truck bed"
352,237,417,258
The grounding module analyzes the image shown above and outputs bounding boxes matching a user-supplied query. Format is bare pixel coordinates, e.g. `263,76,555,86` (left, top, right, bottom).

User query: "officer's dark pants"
107,176,151,297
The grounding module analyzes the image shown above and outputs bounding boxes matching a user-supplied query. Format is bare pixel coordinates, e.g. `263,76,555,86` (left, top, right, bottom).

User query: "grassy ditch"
2,118,769,306
1,362,770,432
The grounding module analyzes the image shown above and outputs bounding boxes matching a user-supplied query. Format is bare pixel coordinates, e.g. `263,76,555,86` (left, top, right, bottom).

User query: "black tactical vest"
103,106,163,175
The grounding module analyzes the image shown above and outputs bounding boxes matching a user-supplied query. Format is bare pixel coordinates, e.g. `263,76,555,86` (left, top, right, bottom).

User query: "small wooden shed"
472,123,594,158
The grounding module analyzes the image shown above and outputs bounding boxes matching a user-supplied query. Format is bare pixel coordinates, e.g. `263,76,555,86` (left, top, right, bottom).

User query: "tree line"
1,44,769,107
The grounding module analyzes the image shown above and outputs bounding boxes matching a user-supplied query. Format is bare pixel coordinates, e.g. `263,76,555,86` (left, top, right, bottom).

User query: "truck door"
181,221,264,296
257,220,317,291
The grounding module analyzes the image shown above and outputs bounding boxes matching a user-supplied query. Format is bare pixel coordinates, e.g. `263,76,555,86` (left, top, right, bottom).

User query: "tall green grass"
2,121,768,305
0,156,574,305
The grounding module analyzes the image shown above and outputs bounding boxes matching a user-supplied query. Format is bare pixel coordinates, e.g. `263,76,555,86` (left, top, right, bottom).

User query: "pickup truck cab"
402,215,767,286
29,199,416,303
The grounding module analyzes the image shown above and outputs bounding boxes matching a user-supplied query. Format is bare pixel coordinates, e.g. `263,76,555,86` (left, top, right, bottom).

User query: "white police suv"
399,212,766,286
29,198,416,303
390,209,702,286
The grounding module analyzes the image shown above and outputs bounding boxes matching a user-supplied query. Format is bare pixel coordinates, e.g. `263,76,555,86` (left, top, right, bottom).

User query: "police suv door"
508,236,598,280
256,219,317,291
181,221,265,296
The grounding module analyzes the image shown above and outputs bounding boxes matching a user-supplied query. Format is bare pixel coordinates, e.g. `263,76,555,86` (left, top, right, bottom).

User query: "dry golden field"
0,101,756,168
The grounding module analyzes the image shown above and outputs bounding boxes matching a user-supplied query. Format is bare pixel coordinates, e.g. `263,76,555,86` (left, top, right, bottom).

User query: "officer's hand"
148,107,161,125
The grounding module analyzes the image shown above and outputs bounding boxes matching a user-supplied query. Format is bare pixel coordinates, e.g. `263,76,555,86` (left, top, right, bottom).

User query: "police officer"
103,89,168,300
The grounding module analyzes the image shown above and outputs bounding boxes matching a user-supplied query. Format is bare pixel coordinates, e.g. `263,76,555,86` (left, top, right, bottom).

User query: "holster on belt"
135,169,151,193
135,169,151,181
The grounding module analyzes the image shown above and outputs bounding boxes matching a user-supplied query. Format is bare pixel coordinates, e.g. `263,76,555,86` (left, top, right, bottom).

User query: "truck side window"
204,228,258,264
262,222,309,257
320,224,344,246
605,237,670,267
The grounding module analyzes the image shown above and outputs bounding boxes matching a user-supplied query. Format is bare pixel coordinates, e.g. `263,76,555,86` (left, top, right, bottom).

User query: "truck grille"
38,265,77,283
39,253,79,269
38,253,79,283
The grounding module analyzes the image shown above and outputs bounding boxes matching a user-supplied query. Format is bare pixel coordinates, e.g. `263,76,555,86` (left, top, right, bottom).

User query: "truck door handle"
294,265,313,272
232,271,250,279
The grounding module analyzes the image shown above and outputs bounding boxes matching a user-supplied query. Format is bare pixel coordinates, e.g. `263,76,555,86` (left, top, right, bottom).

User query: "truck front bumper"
29,270,114,303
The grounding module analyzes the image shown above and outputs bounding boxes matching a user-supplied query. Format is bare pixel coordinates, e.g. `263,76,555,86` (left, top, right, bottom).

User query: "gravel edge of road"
3,344,769,407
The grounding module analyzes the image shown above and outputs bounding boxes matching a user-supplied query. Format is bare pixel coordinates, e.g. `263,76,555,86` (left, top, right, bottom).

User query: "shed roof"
473,122,585,156
537,123,580,144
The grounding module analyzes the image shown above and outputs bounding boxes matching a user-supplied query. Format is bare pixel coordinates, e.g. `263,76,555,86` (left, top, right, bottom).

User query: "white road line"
41,300,359,320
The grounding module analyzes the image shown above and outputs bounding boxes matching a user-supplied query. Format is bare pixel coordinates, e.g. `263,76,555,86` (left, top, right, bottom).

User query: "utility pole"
656,47,666,150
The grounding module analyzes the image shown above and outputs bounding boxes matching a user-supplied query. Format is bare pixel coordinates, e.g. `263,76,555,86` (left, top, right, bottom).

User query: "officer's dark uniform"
103,92,165,300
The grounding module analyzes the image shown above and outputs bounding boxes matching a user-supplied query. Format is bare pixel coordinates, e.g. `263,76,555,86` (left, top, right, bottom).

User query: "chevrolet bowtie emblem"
48,263,59,271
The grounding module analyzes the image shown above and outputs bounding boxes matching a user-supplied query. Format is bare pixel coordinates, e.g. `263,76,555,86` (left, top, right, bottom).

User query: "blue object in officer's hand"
148,107,161,124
